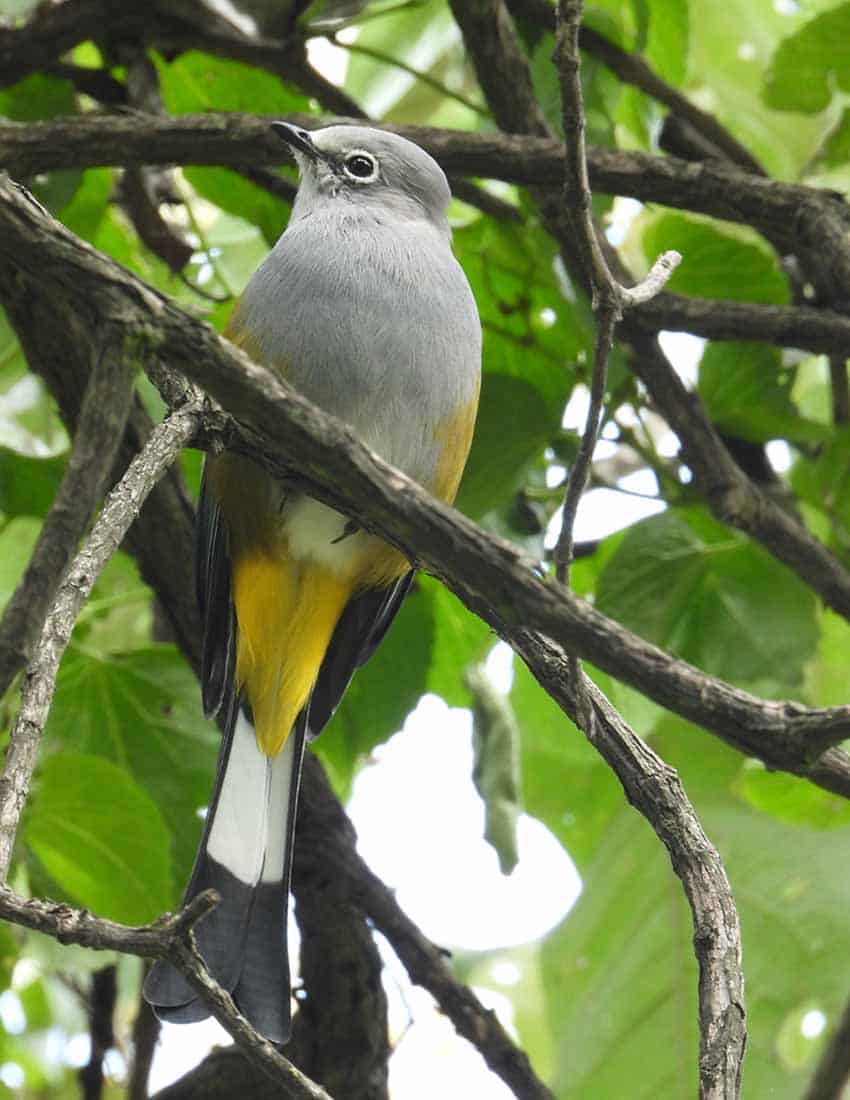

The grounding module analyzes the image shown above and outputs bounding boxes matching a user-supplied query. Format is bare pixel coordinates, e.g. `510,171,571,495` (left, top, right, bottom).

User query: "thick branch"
0,337,135,698
1,114,846,253
511,629,746,1097
1,179,847,792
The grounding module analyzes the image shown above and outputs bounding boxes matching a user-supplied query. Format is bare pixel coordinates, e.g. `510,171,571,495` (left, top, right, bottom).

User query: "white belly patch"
282,496,369,578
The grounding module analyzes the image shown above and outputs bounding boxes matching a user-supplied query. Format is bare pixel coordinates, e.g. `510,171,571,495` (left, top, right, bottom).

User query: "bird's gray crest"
274,123,452,228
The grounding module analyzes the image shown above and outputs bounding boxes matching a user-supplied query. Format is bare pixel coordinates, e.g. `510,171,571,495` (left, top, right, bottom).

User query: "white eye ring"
342,150,379,182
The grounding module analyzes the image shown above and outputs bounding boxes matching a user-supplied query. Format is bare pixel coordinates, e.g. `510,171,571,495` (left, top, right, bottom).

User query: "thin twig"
0,886,333,1100
332,37,490,117
552,0,679,583
0,398,200,882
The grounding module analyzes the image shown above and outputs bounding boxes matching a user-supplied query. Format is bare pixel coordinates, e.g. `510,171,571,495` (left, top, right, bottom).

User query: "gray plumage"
144,124,481,1043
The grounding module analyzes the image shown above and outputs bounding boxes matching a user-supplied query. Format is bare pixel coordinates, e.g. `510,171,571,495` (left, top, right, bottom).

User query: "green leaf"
543,801,698,1098
812,107,850,169
512,660,623,869
467,665,522,874
686,0,835,178
453,218,585,522
0,517,40,607
595,507,819,686
644,0,689,85
806,609,850,708
0,361,67,458
735,761,850,830
0,73,74,121
27,752,173,923
641,211,790,305
425,576,492,706
317,582,433,795
184,167,290,246
44,646,218,889
763,3,850,114
343,2,460,120
57,168,113,242
456,374,554,520
542,723,850,1097
0,449,64,517
698,342,828,444
155,50,312,115
791,426,850,553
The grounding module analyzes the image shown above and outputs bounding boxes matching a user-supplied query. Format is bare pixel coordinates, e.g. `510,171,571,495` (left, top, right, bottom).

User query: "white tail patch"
206,712,299,887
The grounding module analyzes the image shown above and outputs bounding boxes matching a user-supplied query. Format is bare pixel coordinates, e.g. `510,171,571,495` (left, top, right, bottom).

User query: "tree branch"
0,395,199,882
511,629,746,1099
0,336,136,698
0,176,847,799
505,0,763,173
1,112,848,275
0,887,333,1100
296,755,556,1100
6,115,850,357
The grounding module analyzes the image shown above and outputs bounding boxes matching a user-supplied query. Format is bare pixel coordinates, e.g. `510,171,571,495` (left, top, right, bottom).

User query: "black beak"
271,122,320,161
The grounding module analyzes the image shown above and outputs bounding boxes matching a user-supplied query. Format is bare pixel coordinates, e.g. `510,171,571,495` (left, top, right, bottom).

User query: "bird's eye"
343,152,378,181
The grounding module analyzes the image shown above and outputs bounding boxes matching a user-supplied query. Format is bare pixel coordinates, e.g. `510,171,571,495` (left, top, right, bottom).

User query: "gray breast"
233,208,481,486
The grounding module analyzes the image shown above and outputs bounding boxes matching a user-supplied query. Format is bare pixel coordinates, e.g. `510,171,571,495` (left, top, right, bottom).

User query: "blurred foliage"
1,0,850,1097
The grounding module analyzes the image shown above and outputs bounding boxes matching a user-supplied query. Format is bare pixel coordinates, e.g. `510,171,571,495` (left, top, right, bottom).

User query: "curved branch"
0,887,333,1100
0,176,846,795
0,338,135,697
4,116,850,356
0,396,199,881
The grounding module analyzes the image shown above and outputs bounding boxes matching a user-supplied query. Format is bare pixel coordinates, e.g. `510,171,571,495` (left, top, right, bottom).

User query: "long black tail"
144,707,307,1043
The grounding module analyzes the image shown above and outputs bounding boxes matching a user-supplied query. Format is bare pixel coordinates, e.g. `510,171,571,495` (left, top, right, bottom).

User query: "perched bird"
144,124,482,1042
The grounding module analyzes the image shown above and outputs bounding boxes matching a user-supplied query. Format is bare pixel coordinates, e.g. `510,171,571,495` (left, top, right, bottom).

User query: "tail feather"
144,710,306,1043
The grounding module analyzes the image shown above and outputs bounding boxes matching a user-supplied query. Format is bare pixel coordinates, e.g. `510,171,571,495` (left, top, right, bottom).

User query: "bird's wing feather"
196,467,238,721
308,569,414,737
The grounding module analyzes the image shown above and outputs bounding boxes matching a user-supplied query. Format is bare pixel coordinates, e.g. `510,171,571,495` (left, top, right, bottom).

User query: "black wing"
196,466,238,721
308,569,415,736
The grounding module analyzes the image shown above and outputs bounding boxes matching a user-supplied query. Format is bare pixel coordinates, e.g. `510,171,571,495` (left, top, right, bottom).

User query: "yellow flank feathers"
232,548,352,756
432,390,480,505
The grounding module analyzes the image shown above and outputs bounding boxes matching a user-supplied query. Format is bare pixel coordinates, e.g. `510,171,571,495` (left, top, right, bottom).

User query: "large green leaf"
763,3,850,114
644,0,689,86
453,218,586,521
698,342,828,444
686,0,836,178
26,752,173,923
641,212,790,305
0,72,74,121
183,167,291,246
791,425,850,554
155,50,312,115
317,581,434,795
595,507,819,686
0,516,40,608
0,449,64,518
343,2,462,121
44,646,218,888
424,576,491,706
539,719,850,1097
